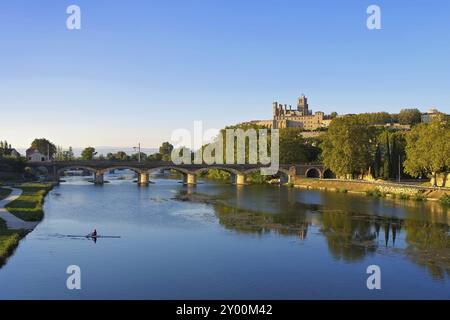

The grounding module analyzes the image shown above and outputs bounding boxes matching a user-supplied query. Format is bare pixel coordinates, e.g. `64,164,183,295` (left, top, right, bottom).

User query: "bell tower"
297,94,309,115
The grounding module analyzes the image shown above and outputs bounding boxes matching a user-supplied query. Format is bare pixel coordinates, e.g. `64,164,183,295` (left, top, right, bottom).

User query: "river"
0,172,449,299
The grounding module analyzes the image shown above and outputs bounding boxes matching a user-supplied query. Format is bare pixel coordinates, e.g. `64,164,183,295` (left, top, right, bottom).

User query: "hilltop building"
421,108,442,123
1,148,20,159
246,95,332,130
26,148,49,162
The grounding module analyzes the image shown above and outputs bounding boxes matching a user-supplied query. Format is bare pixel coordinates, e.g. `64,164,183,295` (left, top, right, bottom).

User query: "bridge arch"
323,169,336,179
195,166,242,176
149,166,191,176
100,166,147,175
305,167,322,179
33,166,50,176
57,166,97,176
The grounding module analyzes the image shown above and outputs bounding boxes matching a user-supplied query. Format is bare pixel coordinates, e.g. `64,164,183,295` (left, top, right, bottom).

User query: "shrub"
413,194,427,202
399,193,410,200
440,194,450,206
366,189,384,198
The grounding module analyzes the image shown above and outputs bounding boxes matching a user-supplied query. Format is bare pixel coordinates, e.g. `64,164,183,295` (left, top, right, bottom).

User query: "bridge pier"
235,173,247,186
138,172,150,186
185,173,197,186
94,171,104,185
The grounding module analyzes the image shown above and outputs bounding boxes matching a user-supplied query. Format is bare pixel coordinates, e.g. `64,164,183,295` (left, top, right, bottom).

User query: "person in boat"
90,229,97,238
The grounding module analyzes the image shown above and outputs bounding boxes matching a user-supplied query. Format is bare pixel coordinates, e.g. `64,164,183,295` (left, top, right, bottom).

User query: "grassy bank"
0,187,12,200
0,220,27,267
5,183,53,222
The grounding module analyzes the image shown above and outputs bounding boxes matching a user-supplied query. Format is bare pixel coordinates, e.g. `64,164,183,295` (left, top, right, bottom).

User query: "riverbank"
4,183,54,221
291,178,450,203
0,188,12,201
0,183,54,267
0,220,27,267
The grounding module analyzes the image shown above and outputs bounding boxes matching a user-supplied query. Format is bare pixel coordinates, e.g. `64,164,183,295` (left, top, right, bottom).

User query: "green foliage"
383,132,391,179
31,138,57,158
404,116,450,184
0,219,26,267
203,169,231,182
131,152,147,161
247,171,269,184
330,112,338,119
148,153,163,161
366,189,385,198
398,108,422,126
55,146,75,161
0,157,26,176
335,188,348,193
413,194,427,202
81,147,97,160
398,193,410,200
354,112,394,125
279,128,320,163
159,142,174,161
440,194,450,206
320,116,376,178
5,183,53,221
375,130,407,180
115,151,128,161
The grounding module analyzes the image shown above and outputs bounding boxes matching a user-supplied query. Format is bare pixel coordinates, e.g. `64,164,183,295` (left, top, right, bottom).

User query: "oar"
66,235,121,239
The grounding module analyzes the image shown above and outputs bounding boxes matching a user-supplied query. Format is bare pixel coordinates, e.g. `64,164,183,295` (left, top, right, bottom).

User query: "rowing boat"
67,235,121,239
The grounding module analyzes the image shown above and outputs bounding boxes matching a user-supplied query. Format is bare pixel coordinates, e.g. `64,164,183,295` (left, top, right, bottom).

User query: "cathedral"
248,95,332,130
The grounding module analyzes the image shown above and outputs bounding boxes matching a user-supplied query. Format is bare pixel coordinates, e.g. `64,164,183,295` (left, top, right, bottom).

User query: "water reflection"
185,184,450,281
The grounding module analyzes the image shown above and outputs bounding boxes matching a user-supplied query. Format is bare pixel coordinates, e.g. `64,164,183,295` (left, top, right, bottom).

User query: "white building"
26,148,49,162
421,108,441,123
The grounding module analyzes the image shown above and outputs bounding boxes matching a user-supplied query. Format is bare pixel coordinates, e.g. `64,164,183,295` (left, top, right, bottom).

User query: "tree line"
320,114,450,185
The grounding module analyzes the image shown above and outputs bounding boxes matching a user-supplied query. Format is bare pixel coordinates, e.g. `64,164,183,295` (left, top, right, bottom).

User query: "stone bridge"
27,161,331,186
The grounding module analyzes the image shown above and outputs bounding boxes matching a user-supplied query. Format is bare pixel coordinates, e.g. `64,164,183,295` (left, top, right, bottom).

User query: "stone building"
26,148,49,162
421,108,442,123
247,95,332,130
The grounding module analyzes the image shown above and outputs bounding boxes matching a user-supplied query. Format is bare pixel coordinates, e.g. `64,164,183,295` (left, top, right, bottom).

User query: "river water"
0,172,449,299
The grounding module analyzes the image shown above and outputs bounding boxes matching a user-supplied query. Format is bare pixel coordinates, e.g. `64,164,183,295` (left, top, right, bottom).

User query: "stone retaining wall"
376,185,423,196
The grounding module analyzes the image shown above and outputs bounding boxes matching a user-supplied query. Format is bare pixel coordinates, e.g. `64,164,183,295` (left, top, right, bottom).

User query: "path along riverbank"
0,188,39,230
0,183,53,266
291,178,450,202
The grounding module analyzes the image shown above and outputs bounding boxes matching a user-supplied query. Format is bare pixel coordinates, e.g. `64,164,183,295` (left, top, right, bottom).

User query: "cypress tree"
383,132,391,180
374,144,382,178
390,135,399,179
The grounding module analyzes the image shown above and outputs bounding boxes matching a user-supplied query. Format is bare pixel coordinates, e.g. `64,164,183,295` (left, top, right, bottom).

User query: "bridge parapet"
26,161,329,185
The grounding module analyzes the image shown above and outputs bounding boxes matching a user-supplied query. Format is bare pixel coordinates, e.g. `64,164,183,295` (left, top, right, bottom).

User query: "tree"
148,153,163,161
398,108,422,126
404,116,450,186
55,146,65,161
64,147,75,161
383,132,391,180
131,152,147,161
374,144,382,178
320,116,376,178
31,138,57,159
356,112,393,125
106,153,116,161
159,142,174,161
279,128,313,163
115,151,129,161
81,147,97,160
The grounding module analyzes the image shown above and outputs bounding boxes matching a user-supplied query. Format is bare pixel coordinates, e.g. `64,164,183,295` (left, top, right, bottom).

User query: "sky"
1,0,449,149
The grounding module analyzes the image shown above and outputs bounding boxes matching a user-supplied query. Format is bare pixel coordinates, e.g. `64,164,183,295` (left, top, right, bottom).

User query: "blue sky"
1,0,449,149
